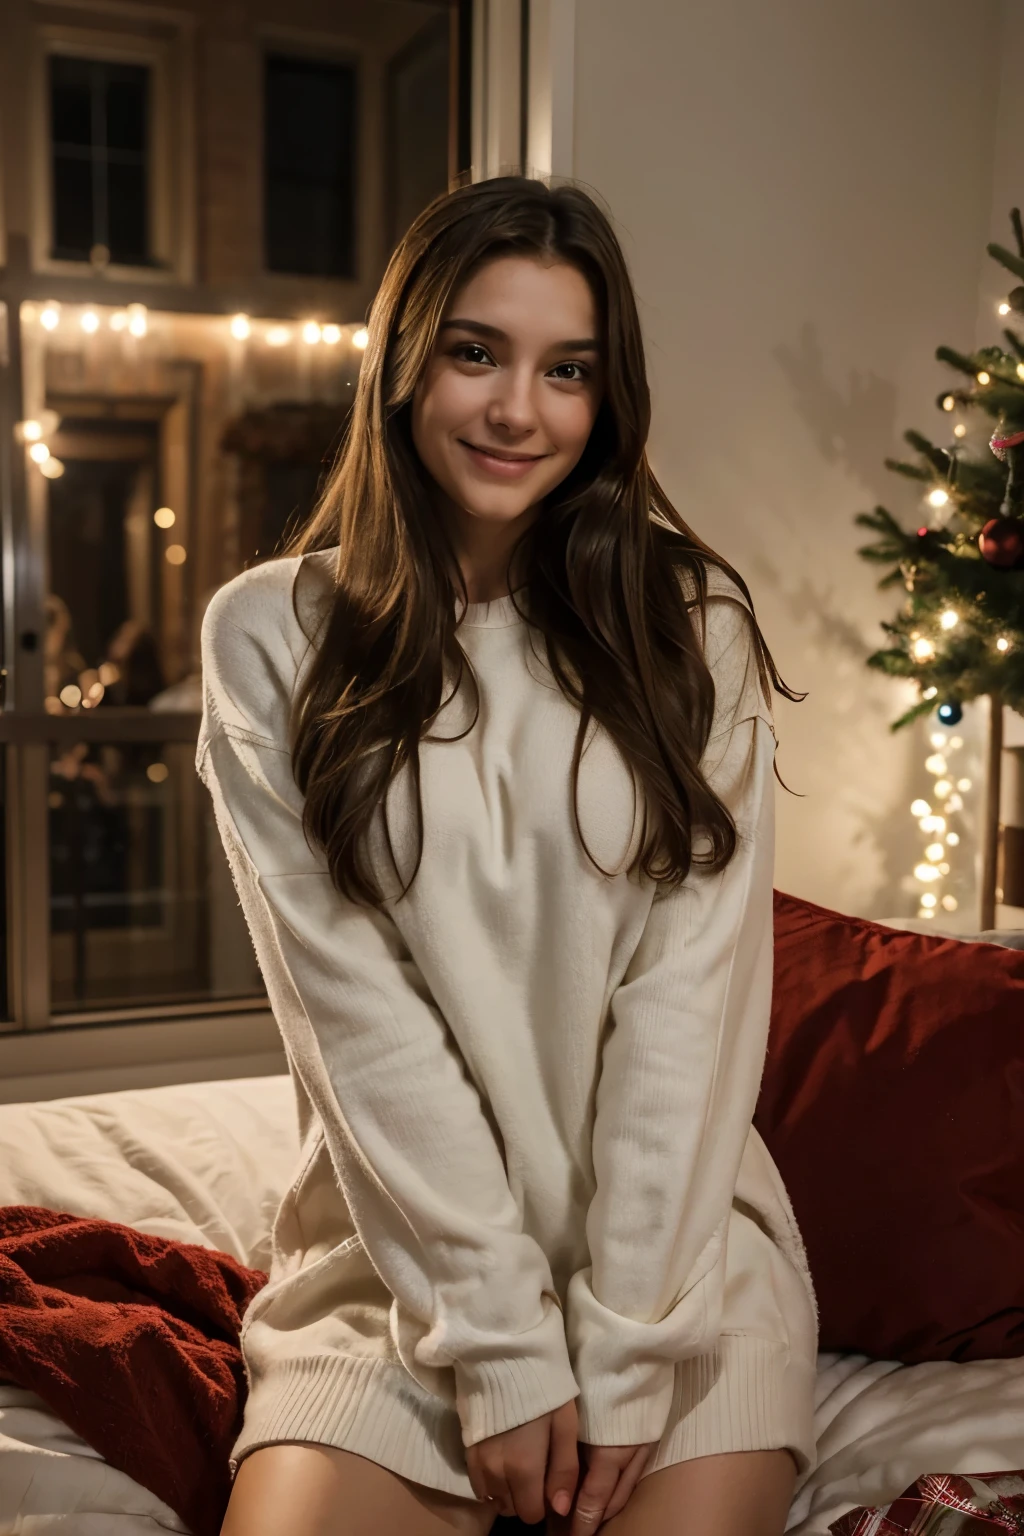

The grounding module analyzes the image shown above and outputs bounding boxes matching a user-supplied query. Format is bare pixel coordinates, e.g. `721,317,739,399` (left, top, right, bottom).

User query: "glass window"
49,55,150,266
264,53,357,279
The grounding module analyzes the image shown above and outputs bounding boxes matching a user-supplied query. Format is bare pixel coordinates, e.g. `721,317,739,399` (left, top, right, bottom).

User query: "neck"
440,497,538,603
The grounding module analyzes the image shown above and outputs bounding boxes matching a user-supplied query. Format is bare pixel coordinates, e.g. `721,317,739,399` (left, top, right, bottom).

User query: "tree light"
977,370,991,384
18,420,43,442
914,863,941,882
999,301,1011,315
29,442,50,463
40,457,65,479
925,753,947,775
941,395,955,411
939,609,958,629
923,686,938,699
230,313,251,340
946,832,960,847
928,488,949,507
925,843,944,862
953,423,966,438
910,798,931,816
934,778,953,798
996,636,1010,651
912,637,935,661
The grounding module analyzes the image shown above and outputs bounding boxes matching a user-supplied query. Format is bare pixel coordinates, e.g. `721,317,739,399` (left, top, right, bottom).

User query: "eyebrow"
438,318,601,353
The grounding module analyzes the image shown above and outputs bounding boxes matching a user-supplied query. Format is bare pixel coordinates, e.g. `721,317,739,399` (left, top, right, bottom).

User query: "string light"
977,370,991,384
127,303,148,337
352,327,369,350
302,321,322,345
230,313,251,340
912,637,936,661
153,506,175,528
322,324,341,344
941,395,955,411
40,458,65,479
17,420,43,442
40,303,60,330
999,301,1011,315
996,636,1010,651
80,309,100,333
954,423,967,438
110,310,128,331
939,609,958,629
28,442,50,464
165,544,186,565
266,325,291,347
1018,363,1024,381
928,488,950,507
923,685,938,699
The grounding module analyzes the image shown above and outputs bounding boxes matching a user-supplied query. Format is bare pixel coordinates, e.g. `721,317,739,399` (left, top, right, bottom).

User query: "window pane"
264,55,355,278
49,739,265,1012
52,154,94,259
106,160,148,265
50,56,93,147
104,68,147,154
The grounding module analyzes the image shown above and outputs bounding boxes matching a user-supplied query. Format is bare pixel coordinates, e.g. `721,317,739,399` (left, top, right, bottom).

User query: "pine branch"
987,241,1024,283
1013,207,1024,259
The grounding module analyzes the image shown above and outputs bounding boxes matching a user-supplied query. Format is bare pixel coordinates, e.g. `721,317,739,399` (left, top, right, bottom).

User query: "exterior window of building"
264,54,356,279
49,55,151,266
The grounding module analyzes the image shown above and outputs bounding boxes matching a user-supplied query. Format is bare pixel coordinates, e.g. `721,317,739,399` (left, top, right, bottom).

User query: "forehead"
444,254,598,337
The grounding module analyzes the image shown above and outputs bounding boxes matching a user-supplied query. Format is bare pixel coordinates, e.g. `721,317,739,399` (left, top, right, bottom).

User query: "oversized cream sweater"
197,548,818,1476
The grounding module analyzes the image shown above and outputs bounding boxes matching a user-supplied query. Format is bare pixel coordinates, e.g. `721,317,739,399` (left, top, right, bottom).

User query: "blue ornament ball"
937,700,963,725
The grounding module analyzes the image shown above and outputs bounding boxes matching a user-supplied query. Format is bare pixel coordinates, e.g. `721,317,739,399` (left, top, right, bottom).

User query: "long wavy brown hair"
280,174,804,910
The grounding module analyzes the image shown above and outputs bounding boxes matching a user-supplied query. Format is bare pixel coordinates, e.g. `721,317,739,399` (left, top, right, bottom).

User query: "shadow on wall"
759,319,976,923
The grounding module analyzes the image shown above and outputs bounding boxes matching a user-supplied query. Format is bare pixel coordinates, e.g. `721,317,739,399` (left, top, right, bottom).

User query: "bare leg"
220,1442,500,1536
546,1449,798,1535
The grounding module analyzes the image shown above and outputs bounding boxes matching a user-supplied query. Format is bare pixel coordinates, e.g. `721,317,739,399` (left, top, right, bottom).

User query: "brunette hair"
281,175,804,909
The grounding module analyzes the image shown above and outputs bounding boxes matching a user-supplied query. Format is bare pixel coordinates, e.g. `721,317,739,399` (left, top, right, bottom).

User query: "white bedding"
0,1074,1020,1536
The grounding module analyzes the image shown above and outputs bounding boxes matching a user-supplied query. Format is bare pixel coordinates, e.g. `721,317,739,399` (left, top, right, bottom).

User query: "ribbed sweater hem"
228,1337,817,1499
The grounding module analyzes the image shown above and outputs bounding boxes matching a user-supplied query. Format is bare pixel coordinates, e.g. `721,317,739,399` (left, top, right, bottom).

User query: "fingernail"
553,1491,571,1516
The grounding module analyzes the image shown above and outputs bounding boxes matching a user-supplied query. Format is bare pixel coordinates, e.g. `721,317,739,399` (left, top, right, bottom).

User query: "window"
49,54,151,266
264,54,356,279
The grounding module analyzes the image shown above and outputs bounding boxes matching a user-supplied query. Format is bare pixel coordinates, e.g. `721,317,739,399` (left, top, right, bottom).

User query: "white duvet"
0,1075,1020,1535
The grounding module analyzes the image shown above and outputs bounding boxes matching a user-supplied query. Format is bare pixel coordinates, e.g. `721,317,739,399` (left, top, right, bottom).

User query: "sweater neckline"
457,586,529,629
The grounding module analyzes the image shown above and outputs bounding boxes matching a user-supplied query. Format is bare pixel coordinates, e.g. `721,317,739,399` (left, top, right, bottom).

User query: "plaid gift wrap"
830,1473,1024,1535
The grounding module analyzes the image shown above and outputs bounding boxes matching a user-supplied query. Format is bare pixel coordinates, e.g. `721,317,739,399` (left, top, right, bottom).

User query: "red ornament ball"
978,516,1024,568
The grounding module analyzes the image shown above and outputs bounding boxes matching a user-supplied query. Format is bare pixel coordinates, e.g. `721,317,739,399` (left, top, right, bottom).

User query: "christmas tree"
855,208,1024,927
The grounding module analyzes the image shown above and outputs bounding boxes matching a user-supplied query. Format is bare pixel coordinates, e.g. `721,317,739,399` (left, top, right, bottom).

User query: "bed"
0,1072,1021,1536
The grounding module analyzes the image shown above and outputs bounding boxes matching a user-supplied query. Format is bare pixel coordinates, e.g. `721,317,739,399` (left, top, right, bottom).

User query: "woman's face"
411,253,604,540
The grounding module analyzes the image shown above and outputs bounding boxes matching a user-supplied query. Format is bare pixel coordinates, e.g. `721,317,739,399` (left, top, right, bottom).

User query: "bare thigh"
220,1442,501,1536
545,1449,798,1536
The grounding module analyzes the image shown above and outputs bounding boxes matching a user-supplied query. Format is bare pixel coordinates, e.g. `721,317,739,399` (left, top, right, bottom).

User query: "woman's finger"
600,1443,656,1524
570,1452,623,1534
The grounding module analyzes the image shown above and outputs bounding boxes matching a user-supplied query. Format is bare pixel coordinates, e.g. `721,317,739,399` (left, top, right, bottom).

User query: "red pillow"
754,888,1024,1364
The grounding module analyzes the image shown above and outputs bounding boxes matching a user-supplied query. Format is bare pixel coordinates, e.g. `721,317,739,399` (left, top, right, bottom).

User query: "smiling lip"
459,440,548,478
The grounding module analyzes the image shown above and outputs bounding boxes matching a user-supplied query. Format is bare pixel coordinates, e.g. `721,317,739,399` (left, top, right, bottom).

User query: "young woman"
205,175,818,1536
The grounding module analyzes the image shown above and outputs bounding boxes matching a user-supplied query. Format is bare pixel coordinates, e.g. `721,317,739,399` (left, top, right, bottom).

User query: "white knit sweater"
197,548,817,1458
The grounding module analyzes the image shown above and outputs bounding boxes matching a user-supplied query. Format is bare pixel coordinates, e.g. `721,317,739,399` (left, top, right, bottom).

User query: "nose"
485,364,539,437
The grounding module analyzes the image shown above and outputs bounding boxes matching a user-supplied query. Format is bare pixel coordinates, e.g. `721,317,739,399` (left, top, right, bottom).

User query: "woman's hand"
556,1440,659,1533
465,1397,580,1524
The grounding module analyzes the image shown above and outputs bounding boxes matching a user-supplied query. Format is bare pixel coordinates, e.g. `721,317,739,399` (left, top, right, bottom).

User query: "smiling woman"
205,175,814,1536
411,256,605,599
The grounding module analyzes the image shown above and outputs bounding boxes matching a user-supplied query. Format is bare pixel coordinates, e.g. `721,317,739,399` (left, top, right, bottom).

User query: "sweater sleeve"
563,591,779,1447
196,585,579,1449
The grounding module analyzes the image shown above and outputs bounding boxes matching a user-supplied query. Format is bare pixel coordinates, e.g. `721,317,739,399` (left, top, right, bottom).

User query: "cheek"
548,393,599,456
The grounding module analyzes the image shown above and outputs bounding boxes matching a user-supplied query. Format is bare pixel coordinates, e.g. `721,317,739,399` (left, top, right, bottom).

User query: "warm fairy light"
925,753,947,775
996,636,1010,651
914,863,941,882
934,778,953,798
110,310,128,331
352,326,369,349
946,832,960,847
920,815,946,833
40,303,60,330
956,777,971,791
1018,363,1024,381
59,683,81,708
928,488,950,507
939,609,958,629
925,843,944,862
40,457,65,478
29,442,50,463
977,370,991,384
946,792,963,810
941,395,955,411
912,637,936,661
266,325,291,346
949,735,963,750
165,544,187,565
230,313,251,340
19,420,43,441
941,894,958,911
322,323,341,344
954,423,967,438
302,321,322,345
929,732,947,749
80,309,100,333
923,686,938,699
999,302,1011,315
98,661,119,685
127,303,148,337
911,798,931,817
920,892,938,908
153,506,176,528
146,762,169,783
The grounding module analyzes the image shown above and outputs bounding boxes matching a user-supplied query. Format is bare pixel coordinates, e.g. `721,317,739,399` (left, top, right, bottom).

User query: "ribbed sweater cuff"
578,1336,817,1477
455,1318,581,1447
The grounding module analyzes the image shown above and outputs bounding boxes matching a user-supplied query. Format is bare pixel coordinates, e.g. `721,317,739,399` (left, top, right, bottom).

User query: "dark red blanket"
0,1204,267,1536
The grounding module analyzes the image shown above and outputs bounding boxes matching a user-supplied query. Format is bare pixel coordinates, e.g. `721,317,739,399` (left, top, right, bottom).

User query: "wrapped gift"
830,1473,1024,1535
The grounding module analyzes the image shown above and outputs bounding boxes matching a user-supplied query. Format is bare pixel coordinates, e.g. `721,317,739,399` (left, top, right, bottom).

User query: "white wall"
569,0,1020,923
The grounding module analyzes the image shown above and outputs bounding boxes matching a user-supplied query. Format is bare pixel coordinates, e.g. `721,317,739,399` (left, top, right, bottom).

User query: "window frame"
31,20,196,284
